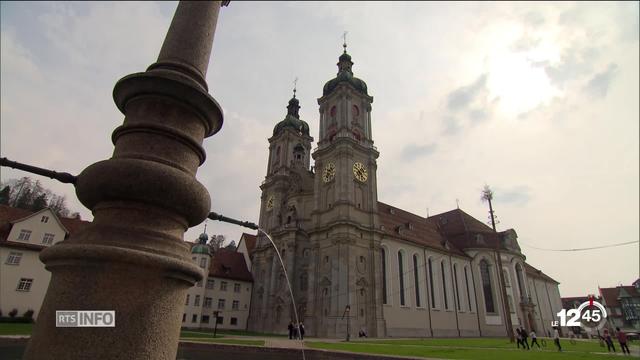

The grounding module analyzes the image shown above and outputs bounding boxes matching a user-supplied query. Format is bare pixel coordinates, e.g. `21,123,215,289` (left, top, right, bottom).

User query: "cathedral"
247,45,564,338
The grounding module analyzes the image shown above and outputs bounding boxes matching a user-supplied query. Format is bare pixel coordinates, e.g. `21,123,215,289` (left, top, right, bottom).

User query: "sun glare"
487,52,559,116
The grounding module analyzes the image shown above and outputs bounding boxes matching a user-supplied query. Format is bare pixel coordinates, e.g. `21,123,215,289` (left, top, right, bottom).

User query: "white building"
237,233,257,272
182,233,253,330
0,205,89,319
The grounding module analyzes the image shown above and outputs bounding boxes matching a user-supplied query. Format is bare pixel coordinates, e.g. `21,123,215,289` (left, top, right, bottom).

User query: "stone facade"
248,48,564,338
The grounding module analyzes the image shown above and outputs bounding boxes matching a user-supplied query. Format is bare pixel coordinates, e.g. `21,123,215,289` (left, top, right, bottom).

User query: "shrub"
9,309,18,318
24,309,34,319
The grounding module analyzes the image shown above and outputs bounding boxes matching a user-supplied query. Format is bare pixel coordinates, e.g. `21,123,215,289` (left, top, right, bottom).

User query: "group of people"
602,327,631,355
287,321,305,340
515,327,541,350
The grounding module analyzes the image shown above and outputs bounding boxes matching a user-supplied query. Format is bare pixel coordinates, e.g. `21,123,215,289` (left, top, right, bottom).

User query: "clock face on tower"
266,195,274,211
353,162,368,182
322,162,336,183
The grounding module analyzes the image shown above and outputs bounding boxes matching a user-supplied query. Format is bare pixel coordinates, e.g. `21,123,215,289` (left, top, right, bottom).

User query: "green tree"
31,193,49,211
0,186,10,205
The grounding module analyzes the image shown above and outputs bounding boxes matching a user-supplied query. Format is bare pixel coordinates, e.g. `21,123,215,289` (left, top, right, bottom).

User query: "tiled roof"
377,202,467,256
428,208,494,235
524,262,560,284
241,233,257,254
0,205,91,252
599,286,640,308
208,248,253,282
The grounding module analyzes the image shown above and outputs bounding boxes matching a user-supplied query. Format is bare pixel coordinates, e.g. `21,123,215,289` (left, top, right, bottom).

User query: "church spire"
287,78,300,119
337,35,354,75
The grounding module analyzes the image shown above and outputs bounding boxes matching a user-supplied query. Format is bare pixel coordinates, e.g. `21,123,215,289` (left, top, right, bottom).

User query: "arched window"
274,146,281,164
413,254,421,307
480,259,495,313
398,251,405,306
428,258,436,308
381,248,388,304
441,261,449,310
352,105,360,125
464,266,473,312
453,264,461,311
330,106,337,122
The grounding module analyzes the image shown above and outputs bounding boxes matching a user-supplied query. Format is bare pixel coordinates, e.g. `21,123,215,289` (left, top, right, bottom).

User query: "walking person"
288,321,294,340
521,327,530,350
293,323,299,340
553,327,562,352
604,328,616,353
516,327,523,349
299,322,305,340
530,330,541,349
616,327,630,355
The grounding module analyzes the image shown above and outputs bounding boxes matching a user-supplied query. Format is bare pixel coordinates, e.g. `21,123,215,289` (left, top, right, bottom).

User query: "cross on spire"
293,77,298,98
342,31,348,53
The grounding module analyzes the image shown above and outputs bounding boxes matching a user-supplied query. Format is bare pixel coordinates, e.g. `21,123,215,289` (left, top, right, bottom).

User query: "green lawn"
179,330,224,338
307,338,640,360
190,328,285,338
0,323,33,336
181,338,265,346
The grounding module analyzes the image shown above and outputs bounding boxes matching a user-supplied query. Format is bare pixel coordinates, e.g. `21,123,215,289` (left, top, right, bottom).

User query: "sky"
1,1,638,298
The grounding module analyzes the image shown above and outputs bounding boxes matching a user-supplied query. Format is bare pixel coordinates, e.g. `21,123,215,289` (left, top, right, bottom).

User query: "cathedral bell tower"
260,91,313,232
309,41,383,338
249,89,315,334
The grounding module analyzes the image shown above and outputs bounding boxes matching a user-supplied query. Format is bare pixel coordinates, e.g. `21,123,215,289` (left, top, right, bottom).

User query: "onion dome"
323,44,368,96
191,232,211,255
273,93,310,137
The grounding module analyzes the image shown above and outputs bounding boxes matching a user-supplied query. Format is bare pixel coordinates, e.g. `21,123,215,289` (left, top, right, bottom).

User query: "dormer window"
17,230,32,241
42,233,55,245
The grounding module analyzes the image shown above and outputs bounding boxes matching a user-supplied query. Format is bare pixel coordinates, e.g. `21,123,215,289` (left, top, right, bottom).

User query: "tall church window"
381,248,388,304
272,146,281,168
352,105,360,123
413,254,421,307
330,106,337,122
441,261,449,310
516,263,526,301
428,258,436,308
480,259,495,313
464,266,473,312
454,264,461,311
398,251,405,306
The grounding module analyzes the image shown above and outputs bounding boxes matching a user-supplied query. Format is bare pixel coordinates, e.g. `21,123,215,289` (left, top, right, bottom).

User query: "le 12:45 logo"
553,297,608,330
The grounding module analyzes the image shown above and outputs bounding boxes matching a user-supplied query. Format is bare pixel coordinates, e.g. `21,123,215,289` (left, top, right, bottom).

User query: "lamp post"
22,2,227,359
213,310,220,338
342,305,351,342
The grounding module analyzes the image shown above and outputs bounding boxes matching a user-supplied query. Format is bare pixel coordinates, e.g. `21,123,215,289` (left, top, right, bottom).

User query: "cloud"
584,63,618,98
447,74,488,111
494,186,532,206
510,34,541,53
441,73,496,135
400,143,437,161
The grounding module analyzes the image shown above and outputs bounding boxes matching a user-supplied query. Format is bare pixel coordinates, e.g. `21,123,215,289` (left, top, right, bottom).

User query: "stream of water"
257,228,306,360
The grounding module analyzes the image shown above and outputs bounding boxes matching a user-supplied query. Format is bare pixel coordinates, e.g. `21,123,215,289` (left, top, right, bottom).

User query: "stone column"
24,2,226,359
